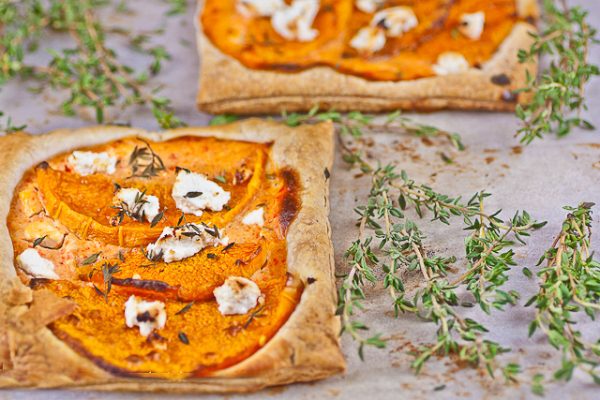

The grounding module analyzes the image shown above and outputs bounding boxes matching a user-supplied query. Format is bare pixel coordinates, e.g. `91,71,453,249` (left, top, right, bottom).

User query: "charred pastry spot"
50,328,140,378
501,89,518,102
270,63,303,72
28,278,51,289
491,73,511,86
278,168,301,237
36,161,50,170
324,167,330,180
112,277,172,292
307,277,317,285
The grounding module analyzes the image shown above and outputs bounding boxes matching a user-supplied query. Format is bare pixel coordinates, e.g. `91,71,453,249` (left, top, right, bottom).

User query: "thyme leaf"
150,211,164,228
178,331,190,345
175,301,194,315
32,235,47,248
80,252,101,266
243,305,266,329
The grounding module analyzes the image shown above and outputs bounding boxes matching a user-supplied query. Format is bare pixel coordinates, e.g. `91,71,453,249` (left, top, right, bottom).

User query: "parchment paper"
1,1,599,399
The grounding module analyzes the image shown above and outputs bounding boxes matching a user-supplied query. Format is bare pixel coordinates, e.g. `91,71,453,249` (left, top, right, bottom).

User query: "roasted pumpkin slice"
39,272,302,378
35,149,265,247
201,0,352,70
81,242,268,302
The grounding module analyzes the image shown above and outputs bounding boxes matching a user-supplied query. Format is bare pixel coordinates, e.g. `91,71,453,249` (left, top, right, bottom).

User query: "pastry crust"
196,0,539,114
0,119,345,392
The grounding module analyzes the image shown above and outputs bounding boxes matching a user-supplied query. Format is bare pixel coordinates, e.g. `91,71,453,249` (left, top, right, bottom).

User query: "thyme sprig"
0,111,26,134
0,0,185,129
128,139,166,178
516,0,599,143
88,261,120,302
283,107,465,152
112,188,150,224
334,127,544,379
526,202,600,386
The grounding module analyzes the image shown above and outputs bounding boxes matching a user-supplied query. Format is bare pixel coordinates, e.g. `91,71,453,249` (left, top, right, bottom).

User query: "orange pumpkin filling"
7,136,303,378
201,0,527,81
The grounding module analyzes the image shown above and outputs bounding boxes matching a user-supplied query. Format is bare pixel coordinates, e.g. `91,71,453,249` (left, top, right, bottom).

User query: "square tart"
0,119,345,392
196,0,539,114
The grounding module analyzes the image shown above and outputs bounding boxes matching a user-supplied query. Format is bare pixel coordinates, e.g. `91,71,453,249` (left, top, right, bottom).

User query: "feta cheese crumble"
242,207,265,227
16,248,59,280
372,6,418,37
355,0,384,14
459,11,485,40
432,52,470,75
124,295,167,337
146,223,227,263
214,277,263,315
67,151,117,176
115,188,160,223
350,6,417,53
350,26,386,53
172,170,231,217
272,0,320,42
237,0,285,17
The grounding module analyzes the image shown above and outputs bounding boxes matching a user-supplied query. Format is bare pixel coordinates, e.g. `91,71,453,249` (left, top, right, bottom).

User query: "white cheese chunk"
459,11,485,40
272,0,320,42
372,6,418,37
172,170,231,217
115,188,160,223
432,51,470,75
124,295,167,337
242,207,265,227
146,223,226,263
67,151,117,176
16,248,59,280
355,0,384,13
214,277,263,315
350,26,386,53
237,0,285,17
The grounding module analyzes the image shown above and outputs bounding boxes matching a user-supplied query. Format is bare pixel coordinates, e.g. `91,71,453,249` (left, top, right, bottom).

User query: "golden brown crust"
196,1,539,114
0,120,344,392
